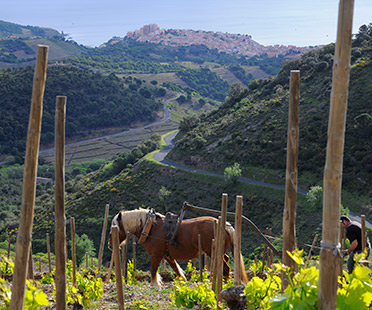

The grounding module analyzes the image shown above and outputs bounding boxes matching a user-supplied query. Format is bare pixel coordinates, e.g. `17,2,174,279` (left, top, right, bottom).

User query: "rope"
241,224,322,251
320,241,341,256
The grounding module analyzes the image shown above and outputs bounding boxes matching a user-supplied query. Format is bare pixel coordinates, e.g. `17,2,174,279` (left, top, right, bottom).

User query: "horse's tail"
226,223,249,283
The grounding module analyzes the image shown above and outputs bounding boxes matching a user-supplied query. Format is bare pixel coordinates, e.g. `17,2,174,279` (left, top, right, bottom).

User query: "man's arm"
347,240,358,254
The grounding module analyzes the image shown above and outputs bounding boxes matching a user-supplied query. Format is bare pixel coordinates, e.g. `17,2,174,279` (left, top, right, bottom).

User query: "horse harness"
138,204,187,254
138,208,157,244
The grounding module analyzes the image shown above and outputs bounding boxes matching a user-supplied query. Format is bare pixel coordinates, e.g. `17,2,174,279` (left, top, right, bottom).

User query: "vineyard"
1,248,372,309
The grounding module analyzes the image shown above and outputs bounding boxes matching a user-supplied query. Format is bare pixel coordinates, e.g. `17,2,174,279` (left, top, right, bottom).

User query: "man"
340,215,370,274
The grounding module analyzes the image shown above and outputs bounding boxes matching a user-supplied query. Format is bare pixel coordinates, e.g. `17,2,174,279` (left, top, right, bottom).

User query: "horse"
108,208,248,287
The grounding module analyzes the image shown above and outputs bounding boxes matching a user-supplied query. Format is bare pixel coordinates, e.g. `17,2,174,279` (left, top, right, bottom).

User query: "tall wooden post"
124,240,129,282
97,204,110,271
234,195,243,286
70,217,77,286
6,233,11,273
318,1,354,308
46,233,52,274
306,234,319,266
361,215,366,251
112,226,124,310
10,45,48,310
27,248,34,280
216,194,227,301
106,255,114,283
132,235,136,271
211,238,216,282
339,221,344,275
282,70,300,287
262,228,268,272
55,96,67,310
198,234,203,282
211,220,218,286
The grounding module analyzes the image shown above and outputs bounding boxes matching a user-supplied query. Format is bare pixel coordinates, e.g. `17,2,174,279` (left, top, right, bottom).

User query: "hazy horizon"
3,0,372,48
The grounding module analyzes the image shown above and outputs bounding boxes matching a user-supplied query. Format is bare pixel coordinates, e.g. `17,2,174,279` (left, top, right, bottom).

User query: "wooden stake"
262,228,268,272
38,257,42,273
10,45,48,310
54,96,67,310
211,238,216,282
318,1,354,308
46,233,52,274
27,248,34,280
198,234,203,282
5,233,11,274
361,215,366,251
97,204,110,271
86,252,89,270
132,235,136,271
211,220,218,285
234,195,243,286
106,255,114,283
306,234,319,266
70,217,77,286
216,194,227,300
282,70,300,289
124,240,129,282
112,226,124,310
121,246,125,278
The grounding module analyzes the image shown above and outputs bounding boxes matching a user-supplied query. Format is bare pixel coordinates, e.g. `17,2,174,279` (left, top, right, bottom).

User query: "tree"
226,83,249,106
157,87,166,97
224,163,242,184
158,186,171,210
177,95,186,104
306,185,323,210
73,234,96,266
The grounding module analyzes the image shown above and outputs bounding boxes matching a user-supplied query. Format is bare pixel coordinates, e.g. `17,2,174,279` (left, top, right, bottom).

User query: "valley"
0,20,371,294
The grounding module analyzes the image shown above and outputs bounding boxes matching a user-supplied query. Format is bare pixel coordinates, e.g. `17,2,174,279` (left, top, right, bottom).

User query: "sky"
2,0,372,48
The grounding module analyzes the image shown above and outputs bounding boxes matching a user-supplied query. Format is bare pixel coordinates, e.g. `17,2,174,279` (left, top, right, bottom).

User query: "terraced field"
39,95,180,166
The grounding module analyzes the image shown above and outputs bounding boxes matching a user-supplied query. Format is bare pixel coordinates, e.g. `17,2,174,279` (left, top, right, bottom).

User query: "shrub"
224,163,242,184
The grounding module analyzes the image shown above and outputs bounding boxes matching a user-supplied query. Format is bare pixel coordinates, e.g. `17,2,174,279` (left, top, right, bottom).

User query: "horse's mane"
120,208,153,234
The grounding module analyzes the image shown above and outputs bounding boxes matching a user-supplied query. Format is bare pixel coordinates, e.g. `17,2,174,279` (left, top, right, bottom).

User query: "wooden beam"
112,226,124,310
70,217,77,286
234,196,243,286
97,204,110,271
216,194,227,302
46,233,52,274
10,45,48,310
54,96,67,310
318,0,354,308
361,215,366,251
282,70,300,279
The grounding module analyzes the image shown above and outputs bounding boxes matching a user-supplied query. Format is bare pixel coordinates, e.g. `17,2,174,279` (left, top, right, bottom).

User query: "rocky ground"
42,281,176,309
2,271,178,310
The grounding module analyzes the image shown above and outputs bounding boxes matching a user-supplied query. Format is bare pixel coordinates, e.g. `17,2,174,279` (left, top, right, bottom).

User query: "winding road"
154,132,307,194
153,132,372,228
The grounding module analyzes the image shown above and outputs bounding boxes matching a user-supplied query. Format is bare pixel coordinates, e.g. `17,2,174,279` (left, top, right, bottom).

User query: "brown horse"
108,208,248,287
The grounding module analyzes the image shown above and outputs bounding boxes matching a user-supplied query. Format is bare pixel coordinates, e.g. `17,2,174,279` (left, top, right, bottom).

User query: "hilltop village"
124,24,316,58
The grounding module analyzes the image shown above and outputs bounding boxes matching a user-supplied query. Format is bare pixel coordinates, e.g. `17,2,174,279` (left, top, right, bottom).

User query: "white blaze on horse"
108,208,248,288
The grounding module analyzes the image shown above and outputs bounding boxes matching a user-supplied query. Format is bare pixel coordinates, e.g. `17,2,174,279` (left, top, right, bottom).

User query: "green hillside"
0,20,86,67
0,150,322,271
168,23,372,204
0,20,59,38
0,65,165,161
